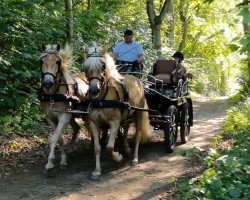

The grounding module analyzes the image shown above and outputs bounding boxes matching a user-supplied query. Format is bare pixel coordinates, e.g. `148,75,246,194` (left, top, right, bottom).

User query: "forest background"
0,0,249,145
0,1,249,198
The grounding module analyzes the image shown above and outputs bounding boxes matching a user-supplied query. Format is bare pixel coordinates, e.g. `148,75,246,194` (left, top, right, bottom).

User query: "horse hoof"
132,159,139,166
59,164,67,170
44,167,53,178
116,154,123,162
91,174,101,180
91,171,101,180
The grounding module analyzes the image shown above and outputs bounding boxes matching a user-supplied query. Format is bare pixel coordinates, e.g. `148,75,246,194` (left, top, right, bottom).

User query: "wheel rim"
169,111,177,146
184,108,190,136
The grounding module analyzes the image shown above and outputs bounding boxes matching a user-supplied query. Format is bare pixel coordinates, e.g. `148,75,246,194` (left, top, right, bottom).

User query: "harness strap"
38,93,80,103
82,100,129,109
120,80,129,102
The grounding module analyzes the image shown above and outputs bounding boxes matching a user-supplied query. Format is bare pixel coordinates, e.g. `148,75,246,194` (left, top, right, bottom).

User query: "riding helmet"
172,51,184,61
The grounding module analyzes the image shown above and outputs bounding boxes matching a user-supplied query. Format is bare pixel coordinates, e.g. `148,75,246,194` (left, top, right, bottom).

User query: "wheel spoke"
180,102,191,144
164,105,178,153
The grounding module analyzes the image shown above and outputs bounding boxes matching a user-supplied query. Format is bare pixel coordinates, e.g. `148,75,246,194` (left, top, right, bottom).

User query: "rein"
79,99,162,115
38,93,80,103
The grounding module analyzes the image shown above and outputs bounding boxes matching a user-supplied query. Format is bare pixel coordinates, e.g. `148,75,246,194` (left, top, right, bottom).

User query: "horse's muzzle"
43,80,54,92
42,74,55,91
89,86,100,97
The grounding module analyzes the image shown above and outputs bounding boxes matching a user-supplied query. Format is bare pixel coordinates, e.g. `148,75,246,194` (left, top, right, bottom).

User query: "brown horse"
38,43,89,176
83,43,151,179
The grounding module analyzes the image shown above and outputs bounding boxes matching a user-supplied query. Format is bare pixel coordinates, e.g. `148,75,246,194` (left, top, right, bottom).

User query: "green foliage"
175,99,250,199
222,101,250,133
0,0,249,136
0,0,66,113
0,94,44,136
177,146,203,157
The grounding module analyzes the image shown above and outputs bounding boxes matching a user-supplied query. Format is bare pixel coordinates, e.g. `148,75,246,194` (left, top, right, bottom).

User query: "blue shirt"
113,41,144,62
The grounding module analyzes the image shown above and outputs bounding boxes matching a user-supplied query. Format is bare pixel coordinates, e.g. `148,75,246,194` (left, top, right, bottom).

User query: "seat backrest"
153,60,177,75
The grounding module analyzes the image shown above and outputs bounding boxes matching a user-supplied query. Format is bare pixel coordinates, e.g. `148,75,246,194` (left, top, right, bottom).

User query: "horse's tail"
140,101,152,144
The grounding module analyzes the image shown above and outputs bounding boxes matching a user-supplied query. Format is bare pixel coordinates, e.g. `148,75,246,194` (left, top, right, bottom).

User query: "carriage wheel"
163,105,178,153
180,102,191,144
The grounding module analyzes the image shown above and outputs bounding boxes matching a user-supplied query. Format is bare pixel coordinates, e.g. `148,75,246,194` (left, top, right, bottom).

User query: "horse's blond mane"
84,45,123,82
58,43,74,70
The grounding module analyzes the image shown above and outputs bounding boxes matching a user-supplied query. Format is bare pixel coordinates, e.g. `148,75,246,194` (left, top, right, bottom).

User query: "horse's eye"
56,60,61,66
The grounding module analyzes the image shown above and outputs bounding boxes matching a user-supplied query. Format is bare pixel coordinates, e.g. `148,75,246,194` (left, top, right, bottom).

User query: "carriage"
118,59,193,153
38,43,193,178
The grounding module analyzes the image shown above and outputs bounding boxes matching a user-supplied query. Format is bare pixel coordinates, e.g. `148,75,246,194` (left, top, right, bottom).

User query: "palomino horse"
83,43,151,179
38,43,89,176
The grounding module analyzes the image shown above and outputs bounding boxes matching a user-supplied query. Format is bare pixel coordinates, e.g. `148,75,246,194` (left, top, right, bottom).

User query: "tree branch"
159,0,171,22
146,0,156,26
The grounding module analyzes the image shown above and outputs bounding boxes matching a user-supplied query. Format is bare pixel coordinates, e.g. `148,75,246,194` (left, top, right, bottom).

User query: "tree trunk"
178,0,189,51
153,24,162,50
167,0,174,49
65,0,73,46
242,0,250,81
87,0,91,10
146,0,171,58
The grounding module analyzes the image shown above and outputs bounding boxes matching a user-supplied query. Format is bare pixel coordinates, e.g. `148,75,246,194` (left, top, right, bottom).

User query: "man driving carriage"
111,29,144,74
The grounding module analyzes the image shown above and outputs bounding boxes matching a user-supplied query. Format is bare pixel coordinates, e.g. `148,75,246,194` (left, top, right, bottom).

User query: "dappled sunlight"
0,97,231,200
54,152,195,200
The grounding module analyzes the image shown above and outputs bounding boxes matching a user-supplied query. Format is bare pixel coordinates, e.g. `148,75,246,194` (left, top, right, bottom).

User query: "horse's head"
83,44,109,98
39,43,62,92
39,43,74,93
74,73,89,100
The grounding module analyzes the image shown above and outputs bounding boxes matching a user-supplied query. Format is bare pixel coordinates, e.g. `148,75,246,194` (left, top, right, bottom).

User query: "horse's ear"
101,44,109,55
56,43,61,51
83,43,89,53
41,43,46,51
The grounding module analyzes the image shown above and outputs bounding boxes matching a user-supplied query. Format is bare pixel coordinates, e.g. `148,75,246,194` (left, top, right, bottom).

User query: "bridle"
39,49,62,85
86,48,106,87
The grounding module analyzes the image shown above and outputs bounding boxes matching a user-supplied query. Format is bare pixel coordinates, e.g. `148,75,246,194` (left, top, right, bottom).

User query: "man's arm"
138,54,145,63
136,43,145,63
111,52,117,60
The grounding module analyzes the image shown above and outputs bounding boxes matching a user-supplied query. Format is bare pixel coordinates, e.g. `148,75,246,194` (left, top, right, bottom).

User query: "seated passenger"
111,29,144,74
172,51,186,81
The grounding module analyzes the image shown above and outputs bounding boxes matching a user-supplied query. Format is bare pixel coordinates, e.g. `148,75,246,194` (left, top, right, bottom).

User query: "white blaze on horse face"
41,54,60,91
42,55,59,75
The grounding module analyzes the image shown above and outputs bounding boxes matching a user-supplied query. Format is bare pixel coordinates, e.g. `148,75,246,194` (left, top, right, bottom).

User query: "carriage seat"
148,60,180,86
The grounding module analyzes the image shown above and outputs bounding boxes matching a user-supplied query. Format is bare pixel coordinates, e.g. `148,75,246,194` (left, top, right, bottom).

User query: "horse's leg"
122,124,131,154
45,114,71,173
89,120,102,179
132,112,142,166
69,117,81,151
106,121,123,162
58,135,67,169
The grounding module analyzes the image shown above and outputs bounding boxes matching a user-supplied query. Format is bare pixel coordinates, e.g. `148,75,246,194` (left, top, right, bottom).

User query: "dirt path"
0,97,230,200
